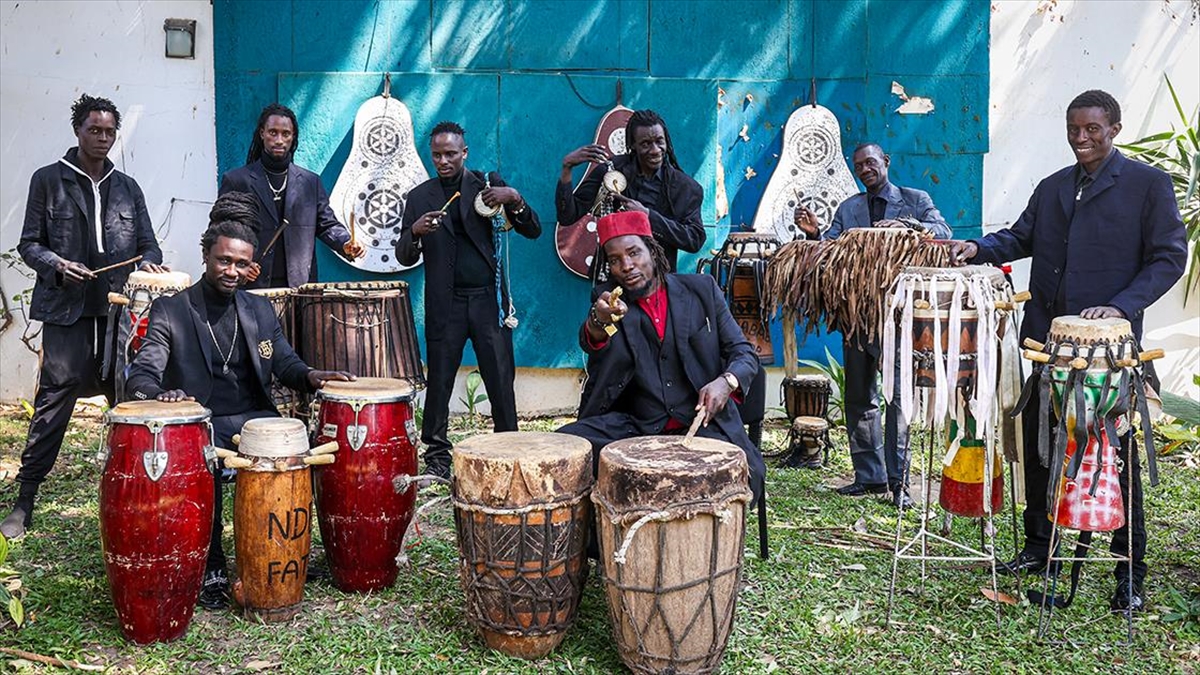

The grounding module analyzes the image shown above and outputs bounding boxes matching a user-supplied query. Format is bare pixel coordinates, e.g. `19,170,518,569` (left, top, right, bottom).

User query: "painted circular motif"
793,127,836,167
362,116,404,159
360,187,405,229
607,128,628,155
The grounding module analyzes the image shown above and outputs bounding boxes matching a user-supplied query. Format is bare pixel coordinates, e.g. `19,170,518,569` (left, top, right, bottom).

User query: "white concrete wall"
0,0,216,402
985,0,1200,399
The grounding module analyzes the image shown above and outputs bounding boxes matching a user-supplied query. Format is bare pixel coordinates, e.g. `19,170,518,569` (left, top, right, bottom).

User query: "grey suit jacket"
824,181,952,240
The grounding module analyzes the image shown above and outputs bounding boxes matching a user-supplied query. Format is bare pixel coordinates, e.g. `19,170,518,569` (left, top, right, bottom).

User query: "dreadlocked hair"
246,103,299,164
71,94,121,131
1067,90,1121,125
625,109,681,171
201,192,259,253
590,234,672,287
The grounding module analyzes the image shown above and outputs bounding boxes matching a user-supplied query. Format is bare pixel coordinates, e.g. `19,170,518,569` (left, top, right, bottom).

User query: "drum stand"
885,390,1011,630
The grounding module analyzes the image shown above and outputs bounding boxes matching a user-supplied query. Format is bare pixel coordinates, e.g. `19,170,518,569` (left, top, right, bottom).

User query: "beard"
622,276,657,301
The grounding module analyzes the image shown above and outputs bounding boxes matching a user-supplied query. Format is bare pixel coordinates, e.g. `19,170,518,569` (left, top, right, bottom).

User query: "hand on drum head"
156,389,195,403
793,205,820,238
1080,305,1125,320
138,261,170,273
696,377,735,423
244,261,261,283
480,186,522,207
342,240,367,260
308,369,355,390
946,240,978,267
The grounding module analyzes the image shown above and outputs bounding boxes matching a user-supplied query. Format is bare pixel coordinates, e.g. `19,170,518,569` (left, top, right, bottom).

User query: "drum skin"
594,437,750,675
99,403,213,644
313,379,418,592
233,460,311,622
452,432,593,659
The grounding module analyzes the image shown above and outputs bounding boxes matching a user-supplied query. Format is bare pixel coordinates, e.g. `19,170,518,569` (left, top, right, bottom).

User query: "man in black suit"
557,211,765,503
2,94,165,540
219,103,365,288
395,122,541,479
949,90,1186,611
126,192,352,608
556,109,705,276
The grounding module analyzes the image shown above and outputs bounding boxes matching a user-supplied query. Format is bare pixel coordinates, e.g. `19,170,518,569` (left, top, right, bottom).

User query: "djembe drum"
108,270,192,399
248,287,300,416
783,416,830,469
697,232,779,362
452,432,593,658
312,377,419,592
594,437,751,675
99,401,215,643
780,374,831,420
293,281,424,389
225,418,337,622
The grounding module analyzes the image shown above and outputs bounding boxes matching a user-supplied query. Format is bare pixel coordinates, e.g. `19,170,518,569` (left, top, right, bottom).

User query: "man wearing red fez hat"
557,211,765,503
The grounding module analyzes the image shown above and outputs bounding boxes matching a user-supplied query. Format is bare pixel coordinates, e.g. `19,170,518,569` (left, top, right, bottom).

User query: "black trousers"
421,287,518,465
17,317,114,490
1019,389,1147,582
206,409,276,571
842,337,909,489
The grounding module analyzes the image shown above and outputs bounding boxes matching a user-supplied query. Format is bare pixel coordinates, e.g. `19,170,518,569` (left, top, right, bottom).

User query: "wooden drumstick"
108,292,130,306
1138,348,1165,362
1012,290,1032,303
349,211,357,247
223,456,253,469
304,454,336,466
309,441,339,455
91,255,143,275
1070,356,1089,370
231,434,241,446
685,409,706,440
213,448,237,459
1023,338,1045,351
1022,349,1052,364
441,191,461,212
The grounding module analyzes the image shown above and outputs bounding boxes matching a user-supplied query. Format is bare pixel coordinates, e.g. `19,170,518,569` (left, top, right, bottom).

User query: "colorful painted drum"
99,400,214,643
452,432,593,659
1046,316,1134,429
1053,431,1124,532
231,418,317,622
780,374,831,420
312,377,418,592
939,413,1003,518
697,233,780,364
594,436,751,675
905,265,1006,390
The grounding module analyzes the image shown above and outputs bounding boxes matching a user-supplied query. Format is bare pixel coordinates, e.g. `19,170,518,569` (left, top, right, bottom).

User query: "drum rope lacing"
594,493,751,566
451,489,591,516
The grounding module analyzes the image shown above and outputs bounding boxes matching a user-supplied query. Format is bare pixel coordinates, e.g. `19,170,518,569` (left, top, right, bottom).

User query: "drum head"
239,417,309,458
786,374,830,390
106,400,210,424
453,432,593,507
125,270,193,292
1048,315,1132,346
902,264,1006,286
317,377,414,403
248,287,294,299
793,416,829,434
596,436,750,516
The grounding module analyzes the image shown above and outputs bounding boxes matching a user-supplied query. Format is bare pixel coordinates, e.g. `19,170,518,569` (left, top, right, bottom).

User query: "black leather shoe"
892,490,915,510
1110,578,1146,613
0,506,31,540
999,550,1052,576
425,460,450,481
198,568,230,610
836,482,887,497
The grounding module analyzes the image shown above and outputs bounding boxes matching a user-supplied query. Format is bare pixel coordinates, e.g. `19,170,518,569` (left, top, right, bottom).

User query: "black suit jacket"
555,154,705,268
395,170,541,336
971,150,1186,341
19,155,163,325
219,161,351,288
126,282,312,405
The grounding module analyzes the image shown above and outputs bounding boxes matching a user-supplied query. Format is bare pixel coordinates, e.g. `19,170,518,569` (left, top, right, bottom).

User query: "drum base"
242,602,302,624
480,629,566,660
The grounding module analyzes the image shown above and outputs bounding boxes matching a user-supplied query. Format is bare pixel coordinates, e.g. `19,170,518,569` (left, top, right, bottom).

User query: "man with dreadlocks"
126,191,354,609
557,109,705,278
219,103,365,289
2,94,165,540
557,211,765,504
949,90,1185,612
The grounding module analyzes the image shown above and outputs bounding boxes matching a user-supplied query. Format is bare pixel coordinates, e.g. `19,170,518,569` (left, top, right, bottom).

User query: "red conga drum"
99,401,214,643
312,377,418,592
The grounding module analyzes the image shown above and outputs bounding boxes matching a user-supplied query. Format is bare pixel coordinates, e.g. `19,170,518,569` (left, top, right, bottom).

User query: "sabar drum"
99,401,214,644
312,377,418,592
452,432,593,659
905,265,1007,391
594,436,751,675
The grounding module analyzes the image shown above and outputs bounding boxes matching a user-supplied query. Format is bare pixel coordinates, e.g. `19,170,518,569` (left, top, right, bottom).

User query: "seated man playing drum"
557,211,765,504
126,192,353,610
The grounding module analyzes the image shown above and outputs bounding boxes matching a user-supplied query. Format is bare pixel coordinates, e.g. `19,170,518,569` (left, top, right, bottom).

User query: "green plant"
799,346,846,427
0,533,27,628
1157,374,1200,455
458,370,488,420
1162,584,1200,625
1117,73,1200,301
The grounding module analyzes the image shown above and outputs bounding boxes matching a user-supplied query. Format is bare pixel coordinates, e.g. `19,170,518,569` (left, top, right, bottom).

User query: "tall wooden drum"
99,401,214,643
247,288,300,416
312,377,418,592
232,418,315,622
452,432,593,659
594,437,751,675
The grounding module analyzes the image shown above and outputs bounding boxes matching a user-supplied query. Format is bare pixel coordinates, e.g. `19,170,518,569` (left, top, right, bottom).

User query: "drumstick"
261,218,290,259
349,211,357,247
310,441,339,455
441,191,461,212
90,255,142,275
304,454,337,466
108,292,130,306
685,409,706,439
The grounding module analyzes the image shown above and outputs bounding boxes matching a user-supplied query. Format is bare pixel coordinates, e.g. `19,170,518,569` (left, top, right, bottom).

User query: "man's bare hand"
343,240,367,259
139,262,170,273
946,240,978,267
308,369,355,390
244,261,261,283
793,205,819,238
1080,305,1125,320
481,186,522,208
562,144,610,170
56,259,95,285
156,389,194,403
412,210,447,237
613,194,649,215
696,377,734,423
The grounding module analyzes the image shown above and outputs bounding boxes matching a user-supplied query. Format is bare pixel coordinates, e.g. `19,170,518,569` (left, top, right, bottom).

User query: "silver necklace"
267,173,288,202
205,311,239,375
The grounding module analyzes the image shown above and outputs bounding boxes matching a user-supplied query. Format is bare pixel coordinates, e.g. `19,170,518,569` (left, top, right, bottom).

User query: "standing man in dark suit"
557,211,765,503
219,103,366,288
556,109,705,275
797,143,952,509
1,94,165,540
948,90,1186,611
395,122,541,479
126,191,353,608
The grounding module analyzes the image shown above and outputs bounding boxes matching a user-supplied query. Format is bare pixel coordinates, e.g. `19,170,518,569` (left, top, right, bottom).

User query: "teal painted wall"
213,0,990,369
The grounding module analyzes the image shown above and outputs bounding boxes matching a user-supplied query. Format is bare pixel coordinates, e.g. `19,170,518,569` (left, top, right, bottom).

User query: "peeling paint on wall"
892,81,935,115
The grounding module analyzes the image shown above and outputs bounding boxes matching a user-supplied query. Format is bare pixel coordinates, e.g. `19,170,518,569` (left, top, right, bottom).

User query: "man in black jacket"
126,192,351,608
395,122,541,479
2,94,165,540
556,109,705,276
219,103,365,288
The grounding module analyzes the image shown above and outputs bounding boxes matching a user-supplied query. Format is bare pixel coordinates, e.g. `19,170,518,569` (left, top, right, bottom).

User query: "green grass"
1,405,1198,673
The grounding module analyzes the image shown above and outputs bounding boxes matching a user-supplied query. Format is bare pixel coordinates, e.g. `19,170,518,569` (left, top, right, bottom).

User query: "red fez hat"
597,210,652,247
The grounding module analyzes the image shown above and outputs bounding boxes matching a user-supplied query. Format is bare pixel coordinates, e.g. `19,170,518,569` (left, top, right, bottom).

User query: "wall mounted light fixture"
163,18,196,59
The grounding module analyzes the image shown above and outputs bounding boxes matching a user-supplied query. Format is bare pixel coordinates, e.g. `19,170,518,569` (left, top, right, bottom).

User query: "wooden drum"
697,233,779,363
901,265,1007,390
99,401,214,643
248,288,300,416
452,432,593,659
109,270,192,400
594,437,752,675
780,374,831,420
